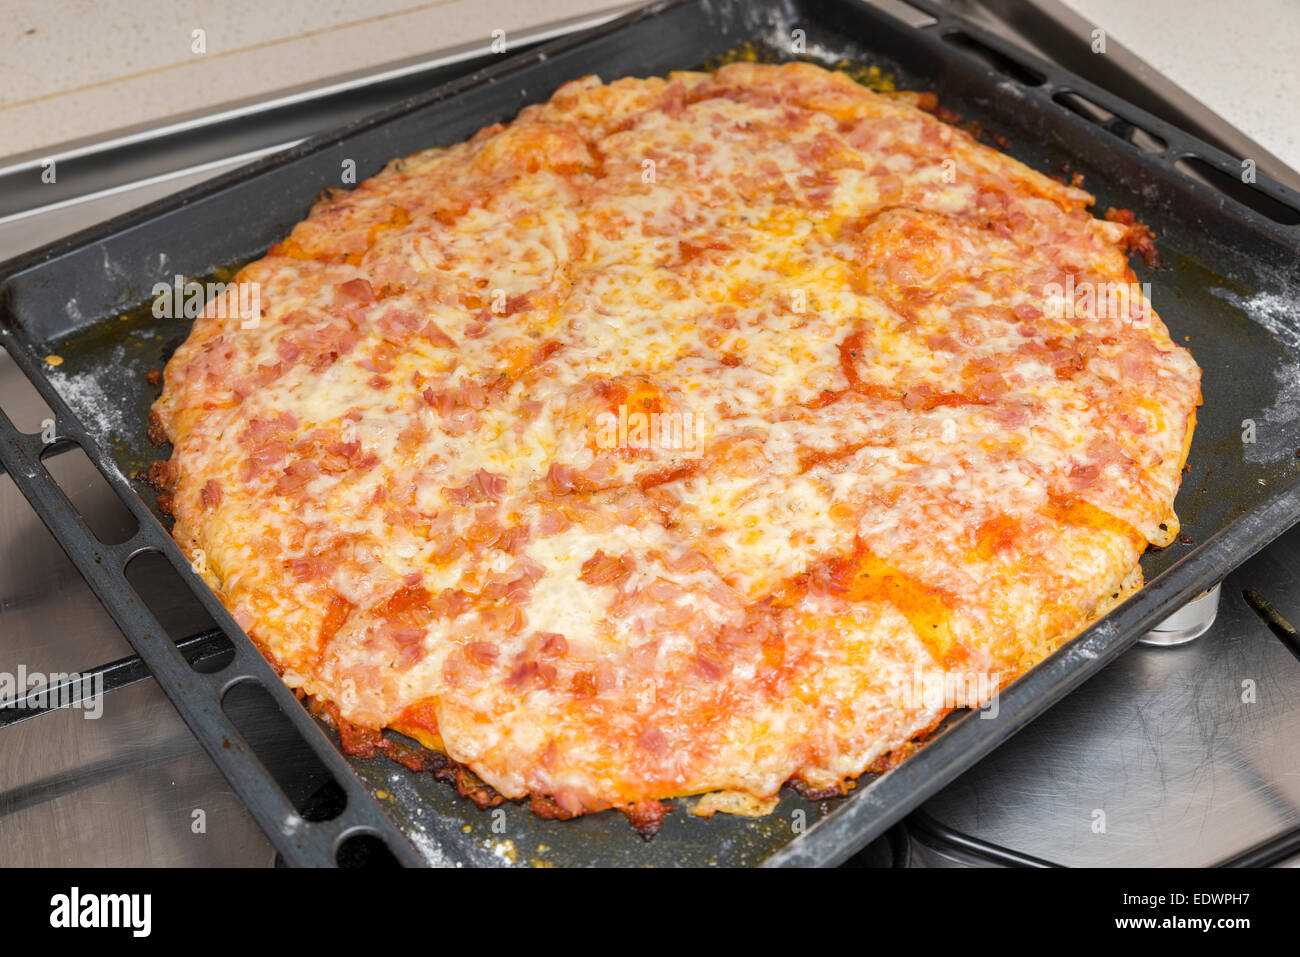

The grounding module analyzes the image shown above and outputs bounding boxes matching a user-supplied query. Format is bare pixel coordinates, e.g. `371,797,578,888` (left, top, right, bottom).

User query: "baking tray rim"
0,0,1298,867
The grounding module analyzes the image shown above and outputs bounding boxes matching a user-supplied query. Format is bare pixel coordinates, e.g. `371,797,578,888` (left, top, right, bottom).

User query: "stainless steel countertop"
913,543,1300,867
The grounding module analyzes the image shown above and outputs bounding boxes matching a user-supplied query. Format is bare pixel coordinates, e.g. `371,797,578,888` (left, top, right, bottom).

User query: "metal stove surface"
910,542,1300,867
2,0,1298,867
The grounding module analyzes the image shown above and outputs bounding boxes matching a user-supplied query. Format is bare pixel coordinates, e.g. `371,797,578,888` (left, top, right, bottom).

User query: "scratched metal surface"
913,525,1300,867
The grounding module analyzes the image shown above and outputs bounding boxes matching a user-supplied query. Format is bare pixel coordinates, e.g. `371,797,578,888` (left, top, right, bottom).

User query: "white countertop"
1,0,1297,173
1061,0,1299,172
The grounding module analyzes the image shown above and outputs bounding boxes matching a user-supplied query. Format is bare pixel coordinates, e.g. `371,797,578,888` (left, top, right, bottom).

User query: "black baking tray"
2,0,1299,867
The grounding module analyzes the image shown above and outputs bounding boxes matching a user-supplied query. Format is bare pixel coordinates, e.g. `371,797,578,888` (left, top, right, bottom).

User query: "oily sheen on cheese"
151,63,1201,825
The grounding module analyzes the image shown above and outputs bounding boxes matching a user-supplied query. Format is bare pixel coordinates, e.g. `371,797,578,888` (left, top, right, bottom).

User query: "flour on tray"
44,345,133,455
1212,287,1300,464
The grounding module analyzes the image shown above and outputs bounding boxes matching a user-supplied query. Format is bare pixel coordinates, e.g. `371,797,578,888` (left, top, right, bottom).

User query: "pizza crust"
152,62,1202,824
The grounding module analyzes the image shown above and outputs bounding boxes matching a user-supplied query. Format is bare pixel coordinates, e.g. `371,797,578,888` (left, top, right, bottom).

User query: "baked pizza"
149,62,1202,832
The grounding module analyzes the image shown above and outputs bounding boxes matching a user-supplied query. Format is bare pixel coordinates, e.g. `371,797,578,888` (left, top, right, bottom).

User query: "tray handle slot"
1172,154,1300,227
335,832,403,868
221,678,349,825
40,440,140,546
1051,89,1167,155
938,29,1046,87
123,549,235,672
0,335,427,866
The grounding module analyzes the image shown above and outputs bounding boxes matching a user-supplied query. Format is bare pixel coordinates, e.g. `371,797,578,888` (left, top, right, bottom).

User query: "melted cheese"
154,62,1201,819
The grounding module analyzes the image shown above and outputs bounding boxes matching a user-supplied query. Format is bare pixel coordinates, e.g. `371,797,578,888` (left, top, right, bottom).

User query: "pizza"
148,61,1202,832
